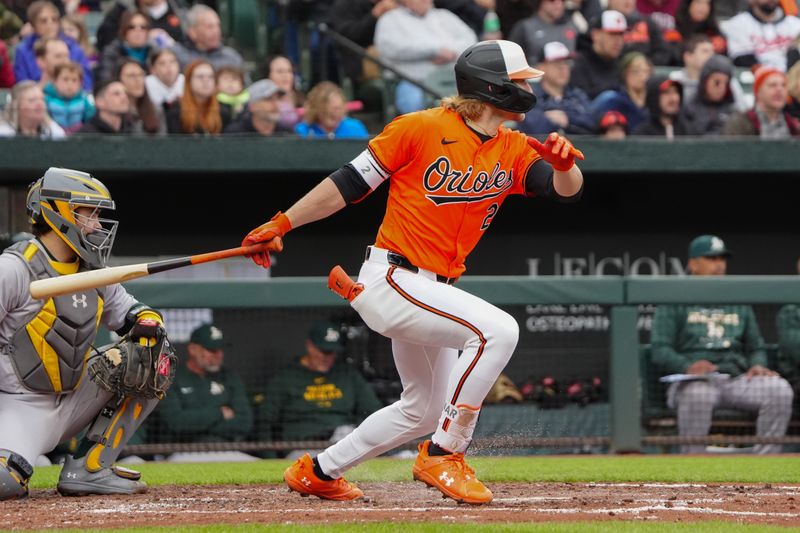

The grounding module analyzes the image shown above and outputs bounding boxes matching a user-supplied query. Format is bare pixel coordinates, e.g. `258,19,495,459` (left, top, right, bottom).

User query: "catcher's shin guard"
84,395,159,471
0,449,33,500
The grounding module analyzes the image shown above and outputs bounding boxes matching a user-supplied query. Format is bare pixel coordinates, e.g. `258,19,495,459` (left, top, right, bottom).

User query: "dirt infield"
4,482,799,529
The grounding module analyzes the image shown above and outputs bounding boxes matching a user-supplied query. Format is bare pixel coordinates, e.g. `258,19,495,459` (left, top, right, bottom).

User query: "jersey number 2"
481,203,498,230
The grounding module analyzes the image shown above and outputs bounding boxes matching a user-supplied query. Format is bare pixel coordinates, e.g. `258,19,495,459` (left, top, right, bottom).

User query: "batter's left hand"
242,211,292,268
528,132,584,172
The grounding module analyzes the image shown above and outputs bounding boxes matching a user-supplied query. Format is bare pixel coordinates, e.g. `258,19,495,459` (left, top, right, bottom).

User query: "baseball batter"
0,168,175,500
242,40,585,504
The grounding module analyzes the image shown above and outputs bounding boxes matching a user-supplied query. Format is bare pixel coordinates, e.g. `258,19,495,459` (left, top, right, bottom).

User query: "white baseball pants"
317,247,519,478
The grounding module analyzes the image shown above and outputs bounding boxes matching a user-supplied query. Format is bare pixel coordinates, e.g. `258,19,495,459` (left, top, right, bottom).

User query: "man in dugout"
651,234,793,454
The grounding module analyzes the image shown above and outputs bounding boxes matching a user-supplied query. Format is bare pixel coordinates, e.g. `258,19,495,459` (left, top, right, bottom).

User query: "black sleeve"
434,0,486,35
165,104,182,134
525,159,583,202
330,164,372,204
788,48,799,71
95,3,126,53
732,53,759,68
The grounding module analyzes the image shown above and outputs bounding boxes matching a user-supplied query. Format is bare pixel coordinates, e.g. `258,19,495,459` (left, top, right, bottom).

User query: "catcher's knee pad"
84,396,159,471
0,449,33,500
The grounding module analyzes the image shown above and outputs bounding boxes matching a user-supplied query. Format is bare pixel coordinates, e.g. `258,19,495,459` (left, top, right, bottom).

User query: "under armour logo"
439,472,454,487
72,294,87,308
65,472,77,479
301,476,312,487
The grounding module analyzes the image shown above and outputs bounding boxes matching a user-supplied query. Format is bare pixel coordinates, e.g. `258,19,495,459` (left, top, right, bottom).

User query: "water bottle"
482,10,502,41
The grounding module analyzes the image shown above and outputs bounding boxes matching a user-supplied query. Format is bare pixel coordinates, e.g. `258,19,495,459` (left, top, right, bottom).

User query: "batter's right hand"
528,132,584,172
242,211,292,268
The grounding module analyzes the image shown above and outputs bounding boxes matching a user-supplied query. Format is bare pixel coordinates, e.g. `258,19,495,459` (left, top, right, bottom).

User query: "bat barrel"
29,264,150,300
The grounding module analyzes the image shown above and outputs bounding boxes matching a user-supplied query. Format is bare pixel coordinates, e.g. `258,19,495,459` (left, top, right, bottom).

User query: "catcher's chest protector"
6,241,105,393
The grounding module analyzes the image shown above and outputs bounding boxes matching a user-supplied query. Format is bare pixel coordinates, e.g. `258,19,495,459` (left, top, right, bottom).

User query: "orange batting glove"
242,211,292,268
527,132,585,172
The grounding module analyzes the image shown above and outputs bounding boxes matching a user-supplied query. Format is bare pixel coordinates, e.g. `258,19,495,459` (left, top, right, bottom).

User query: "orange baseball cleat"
328,265,364,302
284,453,364,501
412,440,493,504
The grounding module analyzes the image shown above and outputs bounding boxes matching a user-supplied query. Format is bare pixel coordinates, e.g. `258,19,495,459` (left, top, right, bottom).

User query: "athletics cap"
309,321,345,353
190,323,230,350
688,235,733,259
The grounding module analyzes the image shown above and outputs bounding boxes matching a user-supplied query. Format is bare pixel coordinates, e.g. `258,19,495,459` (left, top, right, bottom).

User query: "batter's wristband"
272,212,293,235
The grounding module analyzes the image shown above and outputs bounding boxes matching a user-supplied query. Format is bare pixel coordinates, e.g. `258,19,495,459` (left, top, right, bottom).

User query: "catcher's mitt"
89,332,176,400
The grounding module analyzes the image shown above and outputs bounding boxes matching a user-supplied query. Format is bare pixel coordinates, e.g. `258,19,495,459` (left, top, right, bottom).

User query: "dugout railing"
114,276,800,457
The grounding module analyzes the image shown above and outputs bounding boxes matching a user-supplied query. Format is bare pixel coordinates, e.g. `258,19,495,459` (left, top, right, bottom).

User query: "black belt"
365,247,458,285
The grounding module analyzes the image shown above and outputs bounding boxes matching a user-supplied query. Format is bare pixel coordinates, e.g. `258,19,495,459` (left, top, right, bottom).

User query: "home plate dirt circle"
4,482,799,529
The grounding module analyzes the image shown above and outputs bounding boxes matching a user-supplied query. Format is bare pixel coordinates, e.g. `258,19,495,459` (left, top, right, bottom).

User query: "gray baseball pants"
668,375,794,454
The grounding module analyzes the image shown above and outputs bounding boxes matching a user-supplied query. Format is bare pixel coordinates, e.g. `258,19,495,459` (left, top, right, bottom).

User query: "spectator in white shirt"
375,0,477,114
721,0,800,71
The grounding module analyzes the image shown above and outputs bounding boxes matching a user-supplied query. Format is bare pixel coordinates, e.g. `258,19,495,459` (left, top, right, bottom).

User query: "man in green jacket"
155,323,253,446
651,235,793,454
254,321,383,457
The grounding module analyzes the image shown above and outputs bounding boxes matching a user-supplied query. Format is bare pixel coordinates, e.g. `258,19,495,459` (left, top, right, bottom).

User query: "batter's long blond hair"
441,95,486,121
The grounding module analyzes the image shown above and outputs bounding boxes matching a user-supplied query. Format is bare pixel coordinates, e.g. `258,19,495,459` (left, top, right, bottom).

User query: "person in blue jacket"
13,1,92,90
295,81,368,139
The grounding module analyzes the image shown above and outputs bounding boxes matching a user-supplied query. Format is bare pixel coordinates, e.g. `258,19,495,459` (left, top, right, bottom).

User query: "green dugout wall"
121,276,800,452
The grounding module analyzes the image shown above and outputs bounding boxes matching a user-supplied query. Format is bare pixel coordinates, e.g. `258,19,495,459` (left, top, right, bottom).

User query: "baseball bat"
29,238,283,300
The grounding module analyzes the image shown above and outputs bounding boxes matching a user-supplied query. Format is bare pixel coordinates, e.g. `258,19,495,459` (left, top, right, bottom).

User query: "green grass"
29,455,800,489
22,523,797,533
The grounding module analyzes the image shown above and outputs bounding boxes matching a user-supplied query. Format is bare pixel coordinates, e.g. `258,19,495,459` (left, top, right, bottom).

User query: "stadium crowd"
0,0,798,138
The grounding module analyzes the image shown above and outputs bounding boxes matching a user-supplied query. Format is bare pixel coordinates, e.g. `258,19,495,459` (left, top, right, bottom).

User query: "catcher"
0,167,176,500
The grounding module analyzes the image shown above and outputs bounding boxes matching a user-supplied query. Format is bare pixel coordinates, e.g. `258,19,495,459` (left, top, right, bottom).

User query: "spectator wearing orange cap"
723,66,800,137
598,109,628,138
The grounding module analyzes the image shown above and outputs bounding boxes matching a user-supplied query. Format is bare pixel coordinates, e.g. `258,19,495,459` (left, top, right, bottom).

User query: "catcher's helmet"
26,167,118,268
455,40,544,114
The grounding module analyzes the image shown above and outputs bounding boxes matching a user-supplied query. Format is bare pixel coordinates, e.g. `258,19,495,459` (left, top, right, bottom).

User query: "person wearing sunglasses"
96,10,154,84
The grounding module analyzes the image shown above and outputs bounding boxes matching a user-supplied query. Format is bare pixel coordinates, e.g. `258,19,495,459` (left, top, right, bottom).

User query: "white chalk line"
539,505,800,518
86,503,800,519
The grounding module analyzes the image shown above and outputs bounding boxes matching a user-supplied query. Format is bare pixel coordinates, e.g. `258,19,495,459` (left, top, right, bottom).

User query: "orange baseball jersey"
349,106,541,278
